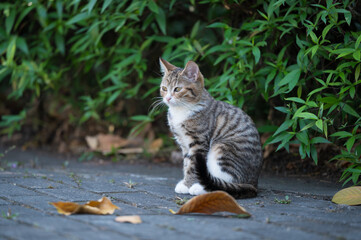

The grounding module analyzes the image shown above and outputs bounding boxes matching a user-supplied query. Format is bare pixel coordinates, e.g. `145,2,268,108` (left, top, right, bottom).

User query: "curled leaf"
176,191,251,217
115,215,142,224
50,197,120,215
332,186,361,206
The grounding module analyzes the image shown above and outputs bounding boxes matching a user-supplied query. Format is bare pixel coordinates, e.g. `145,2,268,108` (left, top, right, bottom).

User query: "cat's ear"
182,61,199,82
159,58,176,75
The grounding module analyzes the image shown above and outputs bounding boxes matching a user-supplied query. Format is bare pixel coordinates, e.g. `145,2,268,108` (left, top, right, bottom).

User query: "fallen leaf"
50,197,120,215
169,209,176,214
85,136,98,150
176,191,251,217
115,215,142,224
117,148,143,154
147,138,163,153
332,186,361,206
85,134,144,154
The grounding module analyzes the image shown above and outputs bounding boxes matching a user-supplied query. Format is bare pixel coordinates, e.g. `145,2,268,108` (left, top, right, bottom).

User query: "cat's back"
209,99,260,143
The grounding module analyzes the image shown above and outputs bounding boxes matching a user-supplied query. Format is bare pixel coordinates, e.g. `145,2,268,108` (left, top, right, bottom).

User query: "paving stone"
0,224,66,240
9,195,65,211
1,147,361,240
109,191,178,211
0,183,39,197
9,177,66,189
0,198,9,205
36,186,102,202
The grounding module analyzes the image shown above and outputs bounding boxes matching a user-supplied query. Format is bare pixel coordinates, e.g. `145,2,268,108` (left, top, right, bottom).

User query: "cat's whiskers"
149,99,167,114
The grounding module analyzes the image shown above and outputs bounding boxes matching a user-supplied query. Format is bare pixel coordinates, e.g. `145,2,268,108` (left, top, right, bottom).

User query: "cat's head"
159,58,204,107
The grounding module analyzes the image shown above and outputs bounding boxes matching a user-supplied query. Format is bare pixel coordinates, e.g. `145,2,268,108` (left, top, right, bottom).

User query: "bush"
0,0,360,185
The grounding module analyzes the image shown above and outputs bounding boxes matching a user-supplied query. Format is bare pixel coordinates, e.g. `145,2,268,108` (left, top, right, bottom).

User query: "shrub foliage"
0,0,360,185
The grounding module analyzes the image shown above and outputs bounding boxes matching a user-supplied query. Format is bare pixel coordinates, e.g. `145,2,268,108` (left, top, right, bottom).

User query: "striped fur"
159,58,263,199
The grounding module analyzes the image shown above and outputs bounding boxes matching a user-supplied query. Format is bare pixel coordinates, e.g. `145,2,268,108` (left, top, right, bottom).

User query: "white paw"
175,180,189,194
189,183,207,195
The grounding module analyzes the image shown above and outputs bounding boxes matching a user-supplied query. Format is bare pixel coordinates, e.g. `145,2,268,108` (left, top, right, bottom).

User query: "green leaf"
278,69,301,92
332,48,355,59
310,137,331,144
353,51,360,61
56,0,63,19
346,136,356,152
88,0,97,14
296,112,318,120
101,0,113,13
273,119,294,136
16,37,29,55
356,34,361,49
274,106,290,114
330,131,353,138
355,64,360,82
309,31,318,44
252,47,261,64
340,103,360,118
130,115,152,122
106,90,121,105
296,132,309,145
14,5,34,30
344,10,352,26
310,145,318,165
66,12,89,25
315,119,323,131
190,21,200,39
301,122,315,131
155,7,166,35
6,37,16,64
350,86,355,99
148,0,159,14
285,97,305,104
207,22,229,28
5,7,16,34
322,24,333,39
55,32,65,55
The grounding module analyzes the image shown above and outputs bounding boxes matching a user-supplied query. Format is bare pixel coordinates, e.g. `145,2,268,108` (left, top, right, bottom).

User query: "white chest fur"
168,106,194,154
168,106,190,126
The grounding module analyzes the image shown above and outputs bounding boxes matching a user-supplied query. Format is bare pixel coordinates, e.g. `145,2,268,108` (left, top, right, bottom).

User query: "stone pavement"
0,148,360,240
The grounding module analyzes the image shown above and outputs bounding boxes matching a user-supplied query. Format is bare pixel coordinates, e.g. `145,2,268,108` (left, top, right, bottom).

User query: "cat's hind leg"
189,183,207,195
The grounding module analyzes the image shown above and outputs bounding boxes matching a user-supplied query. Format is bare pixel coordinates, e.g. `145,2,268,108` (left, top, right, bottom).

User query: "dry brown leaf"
176,191,251,216
85,136,98,150
147,138,163,154
50,197,120,215
85,134,144,154
115,215,142,224
117,148,144,154
332,186,361,206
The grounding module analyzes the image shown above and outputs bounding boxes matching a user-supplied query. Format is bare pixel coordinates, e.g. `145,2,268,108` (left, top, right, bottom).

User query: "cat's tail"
194,153,257,199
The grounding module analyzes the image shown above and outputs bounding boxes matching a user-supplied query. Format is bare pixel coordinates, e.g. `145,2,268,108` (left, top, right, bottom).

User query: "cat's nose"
166,96,172,102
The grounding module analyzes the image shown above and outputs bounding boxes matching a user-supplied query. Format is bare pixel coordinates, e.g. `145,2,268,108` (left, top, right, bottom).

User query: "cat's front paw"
189,183,207,195
175,180,189,194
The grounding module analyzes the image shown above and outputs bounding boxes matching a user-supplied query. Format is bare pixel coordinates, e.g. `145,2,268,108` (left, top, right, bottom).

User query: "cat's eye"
174,87,182,92
161,86,167,91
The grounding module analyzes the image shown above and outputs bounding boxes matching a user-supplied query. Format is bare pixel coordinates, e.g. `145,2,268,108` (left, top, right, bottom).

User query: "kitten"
159,58,263,198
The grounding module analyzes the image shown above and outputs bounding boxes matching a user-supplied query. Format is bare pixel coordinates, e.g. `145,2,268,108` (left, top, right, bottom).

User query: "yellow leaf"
169,209,176,214
115,215,142,224
332,186,361,206
50,197,120,215
176,191,251,217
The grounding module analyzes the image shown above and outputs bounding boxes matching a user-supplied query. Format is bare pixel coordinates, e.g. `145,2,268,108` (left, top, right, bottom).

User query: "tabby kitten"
159,58,263,198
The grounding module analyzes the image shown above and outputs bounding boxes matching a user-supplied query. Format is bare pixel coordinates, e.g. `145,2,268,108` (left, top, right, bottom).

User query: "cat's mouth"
163,97,180,107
